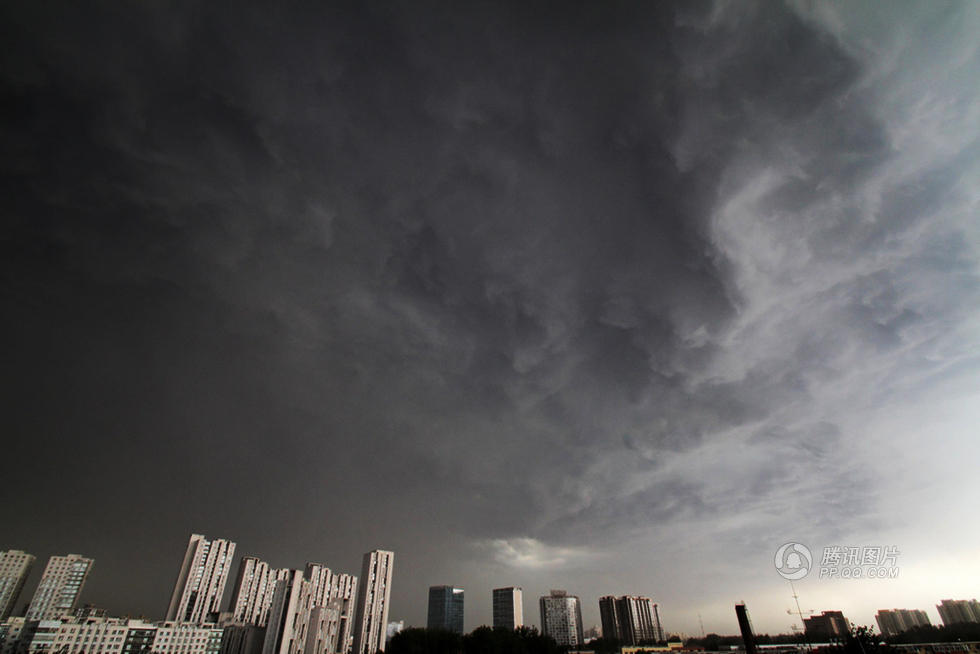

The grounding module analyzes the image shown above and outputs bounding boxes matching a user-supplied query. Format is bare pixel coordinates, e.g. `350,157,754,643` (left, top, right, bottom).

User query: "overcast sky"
2,0,979,637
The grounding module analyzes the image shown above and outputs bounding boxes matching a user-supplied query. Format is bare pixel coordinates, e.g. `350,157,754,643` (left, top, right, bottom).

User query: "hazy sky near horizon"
2,0,979,636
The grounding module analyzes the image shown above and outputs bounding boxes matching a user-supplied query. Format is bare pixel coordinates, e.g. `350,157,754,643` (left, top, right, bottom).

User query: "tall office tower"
352,550,394,654
0,551,35,619
492,587,523,630
329,574,358,654
166,534,237,623
937,599,980,626
25,554,94,621
427,586,464,634
539,590,583,648
230,557,290,627
735,603,757,654
875,609,931,637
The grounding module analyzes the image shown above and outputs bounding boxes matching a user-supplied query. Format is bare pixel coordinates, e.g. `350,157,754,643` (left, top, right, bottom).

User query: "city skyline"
2,535,977,638
3,0,979,642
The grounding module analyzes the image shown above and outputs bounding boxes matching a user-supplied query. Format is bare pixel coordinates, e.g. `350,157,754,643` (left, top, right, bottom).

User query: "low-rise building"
803,611,850,642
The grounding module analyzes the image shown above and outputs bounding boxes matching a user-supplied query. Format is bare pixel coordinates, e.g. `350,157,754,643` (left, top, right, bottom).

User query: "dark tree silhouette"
830,625,896,654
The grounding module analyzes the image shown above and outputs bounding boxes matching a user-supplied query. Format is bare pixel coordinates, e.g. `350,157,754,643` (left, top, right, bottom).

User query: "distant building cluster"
0,539,393,654
869,600,980,639
19,541,977,654
420,585,666,649
876,609,931,637
936,600,980,627
2,541,677,654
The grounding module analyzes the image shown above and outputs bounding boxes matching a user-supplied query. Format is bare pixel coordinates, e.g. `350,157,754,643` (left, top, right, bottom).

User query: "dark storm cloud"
2,0,978,630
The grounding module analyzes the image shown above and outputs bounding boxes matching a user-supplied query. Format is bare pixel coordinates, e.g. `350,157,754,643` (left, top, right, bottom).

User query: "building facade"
599,596,664,645
230,558,290,627
352,551,393,654
539,591,583,648
599,597,621,641
427,587,463,634
166,535,237,624
0,616,229,654
328,574,357,654
803,611,850,642
262,570,306,654
220,625,267,654
937,600,980,626
0,552,35,620
26,555,94,621
0,617,36,654
492,588,523,630
49,617,155,654
876,609,931,637
150,621,224,654
261,566,347,654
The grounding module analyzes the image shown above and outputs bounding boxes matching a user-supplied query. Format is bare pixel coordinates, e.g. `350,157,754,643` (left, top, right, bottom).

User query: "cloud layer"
1,0,978,634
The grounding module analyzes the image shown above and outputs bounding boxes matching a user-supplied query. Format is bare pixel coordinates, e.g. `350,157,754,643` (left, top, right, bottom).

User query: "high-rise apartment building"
304,565,333,609
352,550,393,654
539,590,583,648
229,557,290,627
936,600,980,626
26,554,94,621
599,596,664,645
328,573,357,654
599,596,621,641
166,534,237,623
263,570,307,654
262,566,344,654
0,551,35,619
492,588,523,630
427,587,464,634
875,609,931,636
